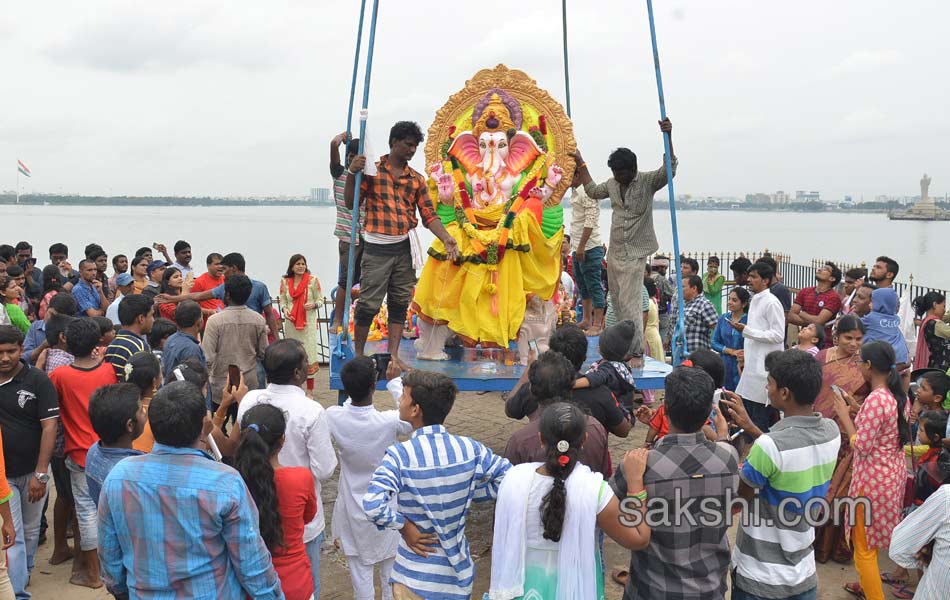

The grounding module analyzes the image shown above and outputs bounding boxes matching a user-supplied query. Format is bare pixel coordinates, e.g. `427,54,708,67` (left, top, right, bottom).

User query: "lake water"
6,204,948,291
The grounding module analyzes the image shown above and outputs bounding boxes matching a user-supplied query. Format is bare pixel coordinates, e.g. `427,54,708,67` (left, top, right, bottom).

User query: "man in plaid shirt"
345,122,460,378
682,275,718,353
611,366,739,600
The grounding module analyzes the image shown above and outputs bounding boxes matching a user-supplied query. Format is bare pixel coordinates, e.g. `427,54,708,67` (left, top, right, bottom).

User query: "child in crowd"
124,352,163,453
362,370,511,599
793,323,824,356
40,313,77,566
908,370,950,457
235,404,317,600
93,316,116,352
49,317,119,589
84,384,145,507
636,350,725,447
576,320,637,412
913,410,949,507
887,410,950,593
326,356,411,600
721,349,841,600
147,318,176,363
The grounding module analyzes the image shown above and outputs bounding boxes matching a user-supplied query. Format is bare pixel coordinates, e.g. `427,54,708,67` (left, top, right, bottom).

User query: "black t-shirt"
505,374,628,433
0,360,59,477
770,282,793,312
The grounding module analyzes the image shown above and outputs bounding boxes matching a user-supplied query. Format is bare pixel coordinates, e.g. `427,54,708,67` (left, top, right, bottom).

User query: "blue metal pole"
561,0,572,118
344,0,367,139
645,0,686,365
336,0,379,357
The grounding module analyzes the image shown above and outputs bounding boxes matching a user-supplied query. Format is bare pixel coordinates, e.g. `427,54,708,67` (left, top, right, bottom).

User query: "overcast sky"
2,0,947,200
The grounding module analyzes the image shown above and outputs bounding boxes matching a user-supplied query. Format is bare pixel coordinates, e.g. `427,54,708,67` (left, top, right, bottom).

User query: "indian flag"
17,160,30,177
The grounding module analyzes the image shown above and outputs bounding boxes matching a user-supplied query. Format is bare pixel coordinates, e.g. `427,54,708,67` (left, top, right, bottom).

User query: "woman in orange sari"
278,254,323,393
813,315,870,563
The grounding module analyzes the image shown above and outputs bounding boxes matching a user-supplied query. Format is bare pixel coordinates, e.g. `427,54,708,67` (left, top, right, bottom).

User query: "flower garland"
437,125,551,313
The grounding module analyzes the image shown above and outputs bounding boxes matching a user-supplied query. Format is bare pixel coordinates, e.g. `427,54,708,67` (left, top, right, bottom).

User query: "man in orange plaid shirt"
345,122,460,378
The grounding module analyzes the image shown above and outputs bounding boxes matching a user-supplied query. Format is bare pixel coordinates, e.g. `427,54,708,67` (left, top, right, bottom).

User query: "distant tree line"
0,194,334,207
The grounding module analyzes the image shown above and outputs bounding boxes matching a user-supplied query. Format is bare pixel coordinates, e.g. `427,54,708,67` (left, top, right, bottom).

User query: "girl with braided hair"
235,404,316,600
489,401,651,599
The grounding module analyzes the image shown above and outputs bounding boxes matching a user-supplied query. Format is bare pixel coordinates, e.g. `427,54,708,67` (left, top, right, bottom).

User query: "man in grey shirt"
200,274,268,407
573,118,677,363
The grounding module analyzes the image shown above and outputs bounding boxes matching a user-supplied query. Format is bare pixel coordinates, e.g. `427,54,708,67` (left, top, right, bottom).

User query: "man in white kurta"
734,262,786,433
326,359,411,600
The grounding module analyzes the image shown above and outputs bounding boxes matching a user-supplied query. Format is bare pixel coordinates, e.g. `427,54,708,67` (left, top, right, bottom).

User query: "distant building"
745,193,771,205
795,190,820,202
772,190,789,204
310,187,331,203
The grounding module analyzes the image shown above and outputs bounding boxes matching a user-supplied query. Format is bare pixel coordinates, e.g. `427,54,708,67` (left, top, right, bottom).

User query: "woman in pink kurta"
833,340,910,600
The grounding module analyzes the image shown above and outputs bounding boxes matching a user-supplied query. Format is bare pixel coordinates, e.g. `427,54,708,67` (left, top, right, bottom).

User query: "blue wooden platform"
329,336,672,392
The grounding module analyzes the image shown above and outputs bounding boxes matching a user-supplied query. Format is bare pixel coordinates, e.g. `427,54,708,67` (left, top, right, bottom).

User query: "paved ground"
29,370,908,599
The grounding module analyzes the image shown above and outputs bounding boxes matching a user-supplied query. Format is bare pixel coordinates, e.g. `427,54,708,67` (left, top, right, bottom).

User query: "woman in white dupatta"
488,402,651,600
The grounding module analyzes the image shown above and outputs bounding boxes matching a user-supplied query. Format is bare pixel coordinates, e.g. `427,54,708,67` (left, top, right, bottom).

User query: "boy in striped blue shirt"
720,349,840,600
363,370,511,599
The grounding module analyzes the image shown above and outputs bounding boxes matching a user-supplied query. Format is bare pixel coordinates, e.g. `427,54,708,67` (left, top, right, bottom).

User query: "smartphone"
831,384,843,396
372,353,392,380
227,365,241,392
152,242,160,250
909,382,919,397
528,339,539,354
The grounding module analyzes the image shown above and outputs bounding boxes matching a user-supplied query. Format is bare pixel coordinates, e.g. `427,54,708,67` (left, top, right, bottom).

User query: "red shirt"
49,362,118,467
272,467,317,600
158,302,177,324
190,272,225,312
794,287,842,349
649,404,671,438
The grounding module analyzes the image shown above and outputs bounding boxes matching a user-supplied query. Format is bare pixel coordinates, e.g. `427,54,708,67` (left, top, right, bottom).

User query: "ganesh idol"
411,65,575,358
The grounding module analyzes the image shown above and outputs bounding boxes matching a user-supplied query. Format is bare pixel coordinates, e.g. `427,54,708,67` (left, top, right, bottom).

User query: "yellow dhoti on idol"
411,65,575,354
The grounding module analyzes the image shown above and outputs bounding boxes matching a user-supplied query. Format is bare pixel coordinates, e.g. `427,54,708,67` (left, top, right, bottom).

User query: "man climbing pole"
571,117,677,365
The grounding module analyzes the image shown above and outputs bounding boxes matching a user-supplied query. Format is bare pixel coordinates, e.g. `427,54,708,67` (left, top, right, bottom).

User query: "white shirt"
236,383,337,542
106,292,123,325
889,485,950,600
569,185,603,251
171,261,194,277
736,288,786,405
325,397,411,564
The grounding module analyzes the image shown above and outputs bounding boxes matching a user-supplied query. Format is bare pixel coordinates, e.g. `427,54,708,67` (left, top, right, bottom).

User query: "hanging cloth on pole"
335,0,380,359
561,0,572,118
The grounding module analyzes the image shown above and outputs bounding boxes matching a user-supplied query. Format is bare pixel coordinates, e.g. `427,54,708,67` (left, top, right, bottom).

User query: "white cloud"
824,49,903,78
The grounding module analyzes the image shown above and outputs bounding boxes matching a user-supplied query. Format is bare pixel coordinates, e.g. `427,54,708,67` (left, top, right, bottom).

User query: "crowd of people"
0,119,947,600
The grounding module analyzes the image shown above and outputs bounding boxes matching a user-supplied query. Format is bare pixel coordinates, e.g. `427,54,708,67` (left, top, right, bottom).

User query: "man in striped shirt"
721,349,840,600
329,132,364,334
363,371,510,599
104,295,154,381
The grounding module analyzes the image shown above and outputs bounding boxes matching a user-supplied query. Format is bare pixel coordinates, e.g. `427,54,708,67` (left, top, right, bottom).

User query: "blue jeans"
305,532,325,599
731,572,817,600
7,473,49,600
573,246,606,308
742,398,777,434
65,457,98,551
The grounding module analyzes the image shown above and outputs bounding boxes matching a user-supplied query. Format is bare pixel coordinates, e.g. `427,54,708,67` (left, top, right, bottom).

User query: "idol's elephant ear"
447,132,481,173
506,132,542,175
